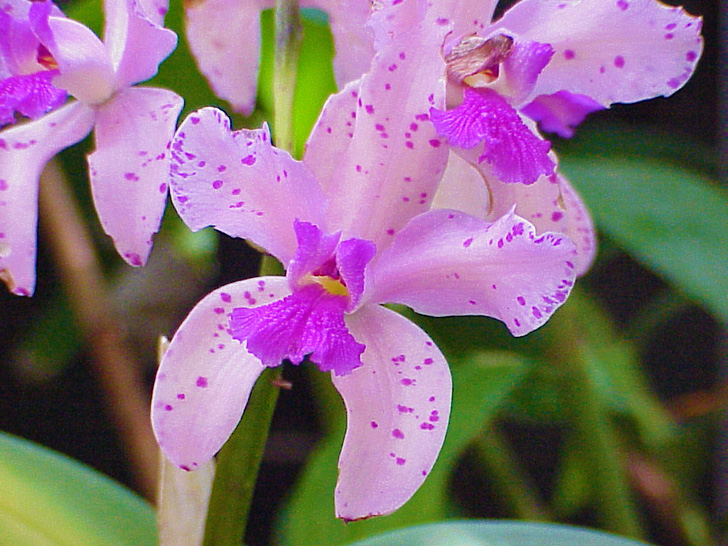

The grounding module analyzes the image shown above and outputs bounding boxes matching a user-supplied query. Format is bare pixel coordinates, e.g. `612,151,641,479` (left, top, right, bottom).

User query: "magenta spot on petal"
686,51,698,62
667,77,681,89
614,55,625,68
176,393,186,400
392,429,405,439
213,307,225,314
551,211,564,222
241,154,256,165
617,0,628,10
0,179,7,191
462,237,473,248
124,172,139,181
428,139,441,148
401,378,413,386
564,49,575,60
405,141,414,149
532,306,543,319
196,376,208,388
429,396,436,402
386,228,395,236
370,421,378,428
164,404,173,411
180,465,191,471
424,358,433,365
517,296,526,306
396,457,406,465
212,179,223,189
420,422,435,430
125,253,143,266
221,292,232,302
665,33,674,40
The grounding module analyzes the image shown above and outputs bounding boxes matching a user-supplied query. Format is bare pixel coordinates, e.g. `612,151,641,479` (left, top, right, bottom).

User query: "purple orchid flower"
0,0,183,296
184,0,375,115
152,15,578,521
367,0,701,276
420,0,703,185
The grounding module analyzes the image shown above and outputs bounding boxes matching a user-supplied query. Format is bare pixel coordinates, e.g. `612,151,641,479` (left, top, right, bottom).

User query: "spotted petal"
0,101,94,296
370,209,577,336
169,107,327,265
497,0,703,106
88,86,183,267
306,19,449,249
333,304,451,521
152,277,288,470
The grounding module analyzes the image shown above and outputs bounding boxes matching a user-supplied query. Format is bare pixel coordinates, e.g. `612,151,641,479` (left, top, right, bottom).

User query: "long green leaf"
346,520,653,546
0,432,156,546
561,157,728,323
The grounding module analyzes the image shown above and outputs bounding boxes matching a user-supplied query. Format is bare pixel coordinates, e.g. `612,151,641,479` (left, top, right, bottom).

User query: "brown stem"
38,158,158,500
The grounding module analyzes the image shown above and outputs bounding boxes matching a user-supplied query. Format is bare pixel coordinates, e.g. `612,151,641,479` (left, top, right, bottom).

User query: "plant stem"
273,0,303,153
474,426,552,521
200,2,301,540
38,159,159,499
548,299,645,539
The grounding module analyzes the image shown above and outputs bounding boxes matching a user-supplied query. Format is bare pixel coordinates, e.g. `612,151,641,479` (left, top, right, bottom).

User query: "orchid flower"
152,12,578,521
368,0,702,275
0,0,183,296
183,0,374,115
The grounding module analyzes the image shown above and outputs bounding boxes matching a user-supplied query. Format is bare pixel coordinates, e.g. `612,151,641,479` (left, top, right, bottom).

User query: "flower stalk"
200,1,301,541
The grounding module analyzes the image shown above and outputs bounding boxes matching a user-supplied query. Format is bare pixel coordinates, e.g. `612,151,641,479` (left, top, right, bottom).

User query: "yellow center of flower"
313,275,349,297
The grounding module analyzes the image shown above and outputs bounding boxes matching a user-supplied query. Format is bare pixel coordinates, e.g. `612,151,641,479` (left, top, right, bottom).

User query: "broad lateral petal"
497,0,703,106
152,276,288,470
185,0,265,115
0,101,94,296
333,304,451,521
371,209,577,336
29,2,115,104
170,108,327,265
104,0,178,89
88,86,183,267
315,20,449,250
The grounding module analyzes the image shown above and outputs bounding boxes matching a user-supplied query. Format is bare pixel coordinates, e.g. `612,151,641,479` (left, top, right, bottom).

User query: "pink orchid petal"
431,87,555,185
371,209,577,336
0,6,46,77
88,86,182,267
152,276,288,470
170,108,327,265
497,0,703,105
286,220,341,287
311,0,374,88
495,38,554,106
333,304,451,521
29,1,115,104
306,19,449,250
0,101,95,295
431,151,490,219
447,145,595,276
104,0,177,89
185,0,266,115
556,172,596,276
522,90,604,138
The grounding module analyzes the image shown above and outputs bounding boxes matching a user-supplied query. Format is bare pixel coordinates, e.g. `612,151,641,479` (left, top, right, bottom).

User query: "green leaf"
345,520,654,546
276,352,531,546
560,156,728,323
0,432,156,546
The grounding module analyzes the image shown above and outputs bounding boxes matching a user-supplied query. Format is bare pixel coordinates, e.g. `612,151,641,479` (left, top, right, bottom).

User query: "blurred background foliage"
0,0,725,545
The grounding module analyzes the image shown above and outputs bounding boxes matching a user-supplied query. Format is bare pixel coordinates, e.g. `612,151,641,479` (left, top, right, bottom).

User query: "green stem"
273,0,303,153
549,300,645,539
201,2,300,541
473,426,552,521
